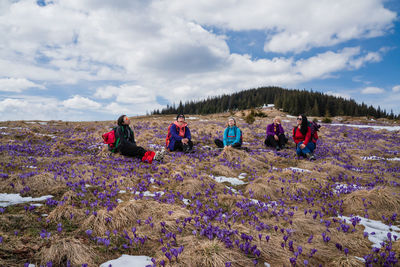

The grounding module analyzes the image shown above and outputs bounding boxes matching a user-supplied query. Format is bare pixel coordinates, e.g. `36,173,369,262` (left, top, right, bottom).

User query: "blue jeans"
296,141,315,157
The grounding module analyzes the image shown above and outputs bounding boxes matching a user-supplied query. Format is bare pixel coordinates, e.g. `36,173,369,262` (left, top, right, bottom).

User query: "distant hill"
153,86,398,119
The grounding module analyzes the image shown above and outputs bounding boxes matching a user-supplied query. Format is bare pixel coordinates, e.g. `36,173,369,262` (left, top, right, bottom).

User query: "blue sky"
0,0,399,121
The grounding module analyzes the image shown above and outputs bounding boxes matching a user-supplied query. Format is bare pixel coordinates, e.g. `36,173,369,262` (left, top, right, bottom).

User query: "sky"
0,0,399,121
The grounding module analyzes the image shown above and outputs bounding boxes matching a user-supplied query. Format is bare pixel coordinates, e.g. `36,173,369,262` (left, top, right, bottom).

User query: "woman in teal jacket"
214,117,242,148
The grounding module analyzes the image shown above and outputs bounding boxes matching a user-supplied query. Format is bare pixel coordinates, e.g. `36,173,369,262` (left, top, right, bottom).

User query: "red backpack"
102,127,120,152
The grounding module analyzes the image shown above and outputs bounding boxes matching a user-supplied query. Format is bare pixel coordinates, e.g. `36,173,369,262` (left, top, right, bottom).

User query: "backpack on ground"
102,127,120,152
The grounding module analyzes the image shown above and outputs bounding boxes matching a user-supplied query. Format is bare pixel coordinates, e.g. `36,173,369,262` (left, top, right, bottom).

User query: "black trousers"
119,143,147,159
173,140,193,151
214,138,241,149
264,134,286,148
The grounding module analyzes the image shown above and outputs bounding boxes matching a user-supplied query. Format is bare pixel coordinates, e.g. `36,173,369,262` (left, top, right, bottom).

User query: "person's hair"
274,116,281,124
299,114,308,136
117,115,126,126
176,114,185,120
226,117,236,127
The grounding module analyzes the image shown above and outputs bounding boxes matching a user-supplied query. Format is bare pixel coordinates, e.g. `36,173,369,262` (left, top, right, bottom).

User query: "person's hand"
300,144,306,149
274,135,278,141
182,138,188,144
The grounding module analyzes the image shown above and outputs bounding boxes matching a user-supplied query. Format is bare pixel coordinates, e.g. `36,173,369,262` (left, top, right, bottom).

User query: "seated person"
264,116,287,151
293,114,317,160
166,114,193,153
113,115,165,163
214,117,242,149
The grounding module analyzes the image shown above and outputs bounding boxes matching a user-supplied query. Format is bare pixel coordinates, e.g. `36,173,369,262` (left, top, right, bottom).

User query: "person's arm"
279,124,285,135
170,124,183,141
303,126,312,146
233,127,241,144
185,126,191,140
223,128,228,146
266,124,274,136
292,127,299,144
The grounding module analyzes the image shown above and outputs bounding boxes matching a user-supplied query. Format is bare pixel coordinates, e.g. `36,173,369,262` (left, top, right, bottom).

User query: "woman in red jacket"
293,114,317,160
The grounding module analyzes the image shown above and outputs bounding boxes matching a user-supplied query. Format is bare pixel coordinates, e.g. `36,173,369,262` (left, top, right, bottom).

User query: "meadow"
1,109,399,266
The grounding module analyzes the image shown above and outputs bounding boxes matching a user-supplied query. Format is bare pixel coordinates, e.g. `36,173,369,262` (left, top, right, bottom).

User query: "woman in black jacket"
115,115,165,163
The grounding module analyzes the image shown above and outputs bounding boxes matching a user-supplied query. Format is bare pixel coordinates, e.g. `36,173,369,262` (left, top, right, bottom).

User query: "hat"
176,114,185,120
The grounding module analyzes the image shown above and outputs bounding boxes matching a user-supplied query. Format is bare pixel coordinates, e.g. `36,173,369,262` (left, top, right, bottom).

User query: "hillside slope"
1,110,400,266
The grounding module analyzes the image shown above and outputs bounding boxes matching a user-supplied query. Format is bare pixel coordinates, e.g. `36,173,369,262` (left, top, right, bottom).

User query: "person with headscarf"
265,116,287,151
114,115,165,163
292,114,317,160
166,114,193,152
214,117,242,149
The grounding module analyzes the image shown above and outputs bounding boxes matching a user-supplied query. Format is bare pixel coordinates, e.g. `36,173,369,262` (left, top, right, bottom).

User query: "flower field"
1,110,400,266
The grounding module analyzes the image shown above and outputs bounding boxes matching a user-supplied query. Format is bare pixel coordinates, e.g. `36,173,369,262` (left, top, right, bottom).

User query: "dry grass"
342,187,400,219
38,237,95,266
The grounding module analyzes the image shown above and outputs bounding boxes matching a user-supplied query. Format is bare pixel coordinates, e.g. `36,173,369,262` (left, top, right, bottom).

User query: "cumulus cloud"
392,85,400,92
0,0,397,120
62,95,101,109
157,0,396,53
0,78,45,92
361,87,385,94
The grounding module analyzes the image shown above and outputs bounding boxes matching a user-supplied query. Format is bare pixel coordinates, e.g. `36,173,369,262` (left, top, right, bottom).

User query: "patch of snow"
333,183,364,194
119,190,126,194
211,175,246,185
339,215,400,248
186,117,199,120
199,119,209,122
362,156,400,161
100,255,153,267
25,165,37,169
134,191,165,197
284,167,311,173
117,199,123,203
41,214,48,217
182,198,190,205
264,262,271,267
354,256,366,263
31,203,43,207
332,123,400,132
238,173,247,179
0,193,53,207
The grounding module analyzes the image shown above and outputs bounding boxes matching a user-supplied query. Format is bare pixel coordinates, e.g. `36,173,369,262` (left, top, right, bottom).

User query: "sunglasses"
297,118,302,120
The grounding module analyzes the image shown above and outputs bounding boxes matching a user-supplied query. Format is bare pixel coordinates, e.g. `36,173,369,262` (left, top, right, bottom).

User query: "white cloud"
62,95,101,109
392,85,400,92
361,87,385,94
0,0,397,120
95,84,154,104
156,0,396,53
0,78,45,92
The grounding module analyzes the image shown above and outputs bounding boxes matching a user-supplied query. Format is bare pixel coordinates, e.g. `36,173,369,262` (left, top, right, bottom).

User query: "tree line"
152,86,398,119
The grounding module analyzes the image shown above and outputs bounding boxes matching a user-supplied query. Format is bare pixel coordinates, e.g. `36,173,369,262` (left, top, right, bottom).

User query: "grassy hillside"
1,109,400,266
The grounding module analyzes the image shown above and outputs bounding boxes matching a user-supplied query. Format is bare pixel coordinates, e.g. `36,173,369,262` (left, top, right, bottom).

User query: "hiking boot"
183,144,191,153
306,153,316,160
154,148,166,162
276,145,281,151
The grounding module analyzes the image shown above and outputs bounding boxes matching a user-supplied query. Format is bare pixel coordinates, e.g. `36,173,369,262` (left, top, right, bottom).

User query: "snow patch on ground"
0,193,53,207
362,156,400,161
211,174,247,185
339,215,400,248
332,124,400,131
333,183,365,194
100,254,153,267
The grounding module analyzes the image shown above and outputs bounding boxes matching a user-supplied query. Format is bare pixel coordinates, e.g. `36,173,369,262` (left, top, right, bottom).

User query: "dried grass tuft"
173,237,253,267
342,187,400,219
38,237,94,266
